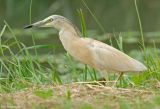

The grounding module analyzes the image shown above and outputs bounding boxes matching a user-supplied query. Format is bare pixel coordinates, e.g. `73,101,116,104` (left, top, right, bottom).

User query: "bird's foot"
97,77,106,86
112,72,124,87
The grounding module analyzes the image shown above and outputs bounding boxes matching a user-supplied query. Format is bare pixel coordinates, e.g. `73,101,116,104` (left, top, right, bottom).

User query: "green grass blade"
77,9,87,37
82,0,105,33
4,20,22,51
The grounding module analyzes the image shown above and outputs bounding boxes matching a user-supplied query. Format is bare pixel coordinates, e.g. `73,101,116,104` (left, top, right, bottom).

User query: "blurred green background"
0,0,160,56
1,0,160,32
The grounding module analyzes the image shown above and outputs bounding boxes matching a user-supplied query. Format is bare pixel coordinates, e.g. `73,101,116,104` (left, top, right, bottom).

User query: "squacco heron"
24,15,147,84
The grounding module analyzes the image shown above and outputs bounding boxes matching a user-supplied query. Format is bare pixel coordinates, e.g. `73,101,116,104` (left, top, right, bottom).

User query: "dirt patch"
0,82,156,109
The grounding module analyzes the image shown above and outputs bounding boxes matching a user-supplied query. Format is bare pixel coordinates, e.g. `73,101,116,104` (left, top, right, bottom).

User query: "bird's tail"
132,59,147,72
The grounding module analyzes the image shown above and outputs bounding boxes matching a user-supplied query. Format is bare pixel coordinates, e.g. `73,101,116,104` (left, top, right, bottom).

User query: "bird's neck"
59,22,81,40
59,24,81,51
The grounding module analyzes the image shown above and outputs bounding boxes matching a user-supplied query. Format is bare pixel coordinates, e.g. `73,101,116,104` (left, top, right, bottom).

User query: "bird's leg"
97,78,106,85
113,72,124,87
96,71,108,85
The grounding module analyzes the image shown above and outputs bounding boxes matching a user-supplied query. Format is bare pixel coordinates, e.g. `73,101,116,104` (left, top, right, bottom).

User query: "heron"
24,15,147,85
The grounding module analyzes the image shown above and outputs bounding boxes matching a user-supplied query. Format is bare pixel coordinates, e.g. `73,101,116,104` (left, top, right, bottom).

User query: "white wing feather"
86,38,147,72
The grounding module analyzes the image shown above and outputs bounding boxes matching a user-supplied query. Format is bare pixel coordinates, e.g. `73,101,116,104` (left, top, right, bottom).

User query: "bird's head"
24,15,68,30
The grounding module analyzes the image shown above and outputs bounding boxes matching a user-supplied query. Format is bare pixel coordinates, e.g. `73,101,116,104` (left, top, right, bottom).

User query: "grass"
0,0,160,109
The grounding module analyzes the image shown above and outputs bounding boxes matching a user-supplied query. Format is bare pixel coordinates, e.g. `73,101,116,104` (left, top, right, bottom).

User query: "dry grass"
0,82,156,109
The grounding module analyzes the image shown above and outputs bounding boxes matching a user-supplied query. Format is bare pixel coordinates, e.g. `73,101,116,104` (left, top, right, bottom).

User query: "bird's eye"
50,18,54,22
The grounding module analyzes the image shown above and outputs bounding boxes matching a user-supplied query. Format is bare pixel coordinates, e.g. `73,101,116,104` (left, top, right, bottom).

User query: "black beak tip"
24,25,33,29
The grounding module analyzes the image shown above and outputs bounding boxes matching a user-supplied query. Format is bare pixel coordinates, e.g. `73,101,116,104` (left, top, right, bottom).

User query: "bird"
24,15,147,85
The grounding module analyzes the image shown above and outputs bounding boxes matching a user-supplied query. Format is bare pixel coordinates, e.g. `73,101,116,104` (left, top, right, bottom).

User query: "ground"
0,82,159,109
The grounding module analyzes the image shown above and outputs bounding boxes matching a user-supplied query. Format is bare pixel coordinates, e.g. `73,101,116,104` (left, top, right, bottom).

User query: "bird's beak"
24,20,45,29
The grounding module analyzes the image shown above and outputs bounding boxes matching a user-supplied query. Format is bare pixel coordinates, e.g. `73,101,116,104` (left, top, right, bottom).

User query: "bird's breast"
59,36,96,68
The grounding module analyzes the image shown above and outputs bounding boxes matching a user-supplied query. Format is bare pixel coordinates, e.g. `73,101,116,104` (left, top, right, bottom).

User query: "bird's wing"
85,38,147,72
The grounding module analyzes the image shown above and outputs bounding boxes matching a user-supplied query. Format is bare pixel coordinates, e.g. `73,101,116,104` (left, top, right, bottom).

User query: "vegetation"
0,0,160,109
